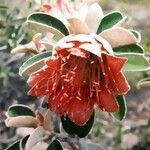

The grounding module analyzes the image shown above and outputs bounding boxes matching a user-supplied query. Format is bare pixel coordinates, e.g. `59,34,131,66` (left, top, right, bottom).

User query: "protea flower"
27,33,130,126
21,0,144,126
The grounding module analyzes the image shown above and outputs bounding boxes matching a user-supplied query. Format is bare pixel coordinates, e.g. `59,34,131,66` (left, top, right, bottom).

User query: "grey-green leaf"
19,135,30,150
130,30,141,42
112,96,127,120
19,51,52,76
7,104,35,117
47,140,63,150
0,6,8,18
5,140,20,150
113,44,144,54
27,13,69,38
137,78,150,88
61,110,95,138
96,11,124,34
117,54,150,72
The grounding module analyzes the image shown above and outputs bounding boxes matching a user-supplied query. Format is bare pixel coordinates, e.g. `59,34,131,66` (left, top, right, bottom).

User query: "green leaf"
27,13,69,39
0,6,8,9
5,140,20,150
5,135,30,150
112,96,127,120
7,104,35,117
47,140,63,150
61,110,95,138
96,11,124,34
113,44,144,54
117,54,150,71
130,30,141,42
0,6,8,18
19,51,52,76
19,135,30,150
137,78,150,88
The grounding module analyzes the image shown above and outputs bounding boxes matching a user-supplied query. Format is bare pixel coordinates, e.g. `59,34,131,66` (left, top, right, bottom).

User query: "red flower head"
27,34,130,126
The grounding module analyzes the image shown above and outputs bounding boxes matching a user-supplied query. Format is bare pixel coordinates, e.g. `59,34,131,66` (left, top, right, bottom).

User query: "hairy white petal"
100,27,137,48
50,8,69,27
93,33,114,55
66,34,93,43
79,43,101,57
68,18,90,34
85,3,104,32
80,0,98,5
25,126,48,150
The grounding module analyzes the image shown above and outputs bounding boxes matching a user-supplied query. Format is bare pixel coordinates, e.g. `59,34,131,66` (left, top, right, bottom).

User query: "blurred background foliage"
0,0,150,150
